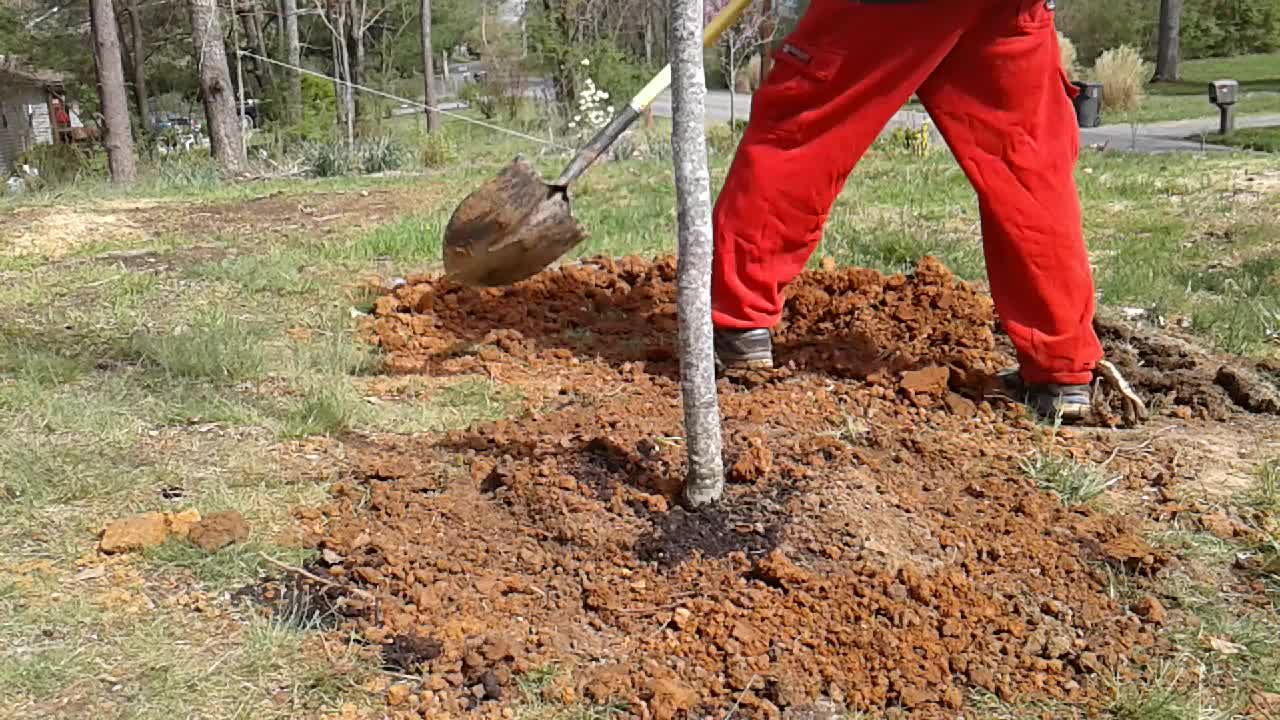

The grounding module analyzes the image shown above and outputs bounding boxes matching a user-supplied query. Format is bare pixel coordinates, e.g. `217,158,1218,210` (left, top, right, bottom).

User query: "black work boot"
994,369,1092,422
713,328,773,372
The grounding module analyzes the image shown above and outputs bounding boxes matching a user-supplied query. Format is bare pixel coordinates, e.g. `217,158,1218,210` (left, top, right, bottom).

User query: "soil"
285,256,1277,718
188,511,251,552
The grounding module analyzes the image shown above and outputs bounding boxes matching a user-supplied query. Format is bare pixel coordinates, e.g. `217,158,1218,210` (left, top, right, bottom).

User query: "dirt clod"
100,512,169,554
1133,596,1167,625
188,511,250,551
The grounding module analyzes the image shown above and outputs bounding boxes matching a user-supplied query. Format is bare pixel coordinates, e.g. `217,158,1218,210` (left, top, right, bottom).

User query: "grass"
1,111,1278,717
1203,125,1280,153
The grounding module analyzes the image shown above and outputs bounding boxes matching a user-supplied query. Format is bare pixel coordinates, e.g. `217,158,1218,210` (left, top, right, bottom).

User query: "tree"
89,0,137,184
671,0,725,508
421,0,440,132
117,0,151,131
189,0,247,173
1153,0,1182,82
282,0,302,122
706,0,773,128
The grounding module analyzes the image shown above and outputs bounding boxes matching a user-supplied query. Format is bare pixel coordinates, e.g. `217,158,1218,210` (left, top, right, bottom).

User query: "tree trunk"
347,0,365,122
250,1,275,84
189,0,247,173
1153,0,1182,82
283,0,301,122
759,0,773,87
670,0,724,509
421,0,440,133
121,0,151,130
237,1,268,93
90,0,137,183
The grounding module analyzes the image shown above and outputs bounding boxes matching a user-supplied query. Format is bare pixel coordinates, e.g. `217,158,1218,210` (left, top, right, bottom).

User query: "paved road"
652,89,1278,154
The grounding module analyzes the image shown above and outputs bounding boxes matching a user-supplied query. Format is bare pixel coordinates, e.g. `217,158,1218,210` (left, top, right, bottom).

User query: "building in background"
0,55,71,175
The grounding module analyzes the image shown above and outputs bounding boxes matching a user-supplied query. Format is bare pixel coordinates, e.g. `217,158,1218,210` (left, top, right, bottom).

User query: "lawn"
1204,125,1280,153
1111,52,1280,125
1,120,1278,718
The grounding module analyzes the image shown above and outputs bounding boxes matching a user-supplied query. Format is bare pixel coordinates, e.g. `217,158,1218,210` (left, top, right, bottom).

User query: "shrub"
301,137,407,177
1094,45,1149,113
13,144,103,188
419,129,457,168
1182,0,1280,57
1058,32,1082,82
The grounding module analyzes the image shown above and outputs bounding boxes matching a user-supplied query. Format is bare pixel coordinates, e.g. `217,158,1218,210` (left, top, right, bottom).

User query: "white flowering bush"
566,58,616,143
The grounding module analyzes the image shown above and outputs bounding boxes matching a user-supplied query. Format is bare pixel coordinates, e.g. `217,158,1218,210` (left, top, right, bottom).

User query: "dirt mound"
298,256,1272,718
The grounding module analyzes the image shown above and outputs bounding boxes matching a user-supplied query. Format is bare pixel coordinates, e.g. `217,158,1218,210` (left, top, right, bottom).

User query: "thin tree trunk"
670,0,724,509
189,0,246,173
236,1,268,93
421,0,440,132
90,0,137,183
121,0,151,130
250,1,275,84
283,0,301,122
1153,0,1182,82
759,0,773,87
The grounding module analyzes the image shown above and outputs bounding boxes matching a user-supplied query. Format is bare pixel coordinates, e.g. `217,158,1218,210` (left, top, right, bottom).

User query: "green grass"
1203,125,1280,153
1148,53,1280,97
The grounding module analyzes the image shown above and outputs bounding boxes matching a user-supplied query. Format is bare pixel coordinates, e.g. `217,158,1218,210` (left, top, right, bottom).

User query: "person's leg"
711,0,982,363
914,0,1103,405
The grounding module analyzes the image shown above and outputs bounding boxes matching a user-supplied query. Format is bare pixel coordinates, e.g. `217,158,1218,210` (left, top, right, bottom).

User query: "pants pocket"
751,42,844,140
1016,0,1055,33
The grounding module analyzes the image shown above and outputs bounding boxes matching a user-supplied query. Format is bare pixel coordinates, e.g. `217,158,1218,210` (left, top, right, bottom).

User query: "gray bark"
1153,0,1182,82
189,0,247,173
421,0,440,133
283,0,302,122
670,0,725,508
122,0,151,131
90,0,137,184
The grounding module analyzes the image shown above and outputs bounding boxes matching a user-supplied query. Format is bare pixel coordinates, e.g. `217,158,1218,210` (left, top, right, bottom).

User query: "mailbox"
1209,80,1239,106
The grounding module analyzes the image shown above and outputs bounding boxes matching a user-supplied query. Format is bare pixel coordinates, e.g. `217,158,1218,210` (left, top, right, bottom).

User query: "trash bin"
1072,81,1103,128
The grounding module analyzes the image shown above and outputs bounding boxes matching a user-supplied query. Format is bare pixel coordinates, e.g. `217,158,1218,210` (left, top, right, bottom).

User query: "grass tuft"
124,309,267,383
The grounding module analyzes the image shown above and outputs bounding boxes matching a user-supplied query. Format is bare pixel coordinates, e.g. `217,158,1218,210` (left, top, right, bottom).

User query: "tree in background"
89,0,137,184
421,0,441,132
283,0,302,122
189,0,247,173
1153,0,1183,82
671,0,726,508
705,0,774,128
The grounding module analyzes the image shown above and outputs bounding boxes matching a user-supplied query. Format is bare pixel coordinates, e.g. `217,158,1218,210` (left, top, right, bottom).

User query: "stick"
258,552,377,602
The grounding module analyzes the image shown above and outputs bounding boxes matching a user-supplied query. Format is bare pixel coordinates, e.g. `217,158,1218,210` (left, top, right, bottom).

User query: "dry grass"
1058,31,1082,82
1095,45,1150,113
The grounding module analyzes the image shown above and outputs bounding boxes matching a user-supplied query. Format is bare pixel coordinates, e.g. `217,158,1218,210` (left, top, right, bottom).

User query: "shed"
0,55,66,175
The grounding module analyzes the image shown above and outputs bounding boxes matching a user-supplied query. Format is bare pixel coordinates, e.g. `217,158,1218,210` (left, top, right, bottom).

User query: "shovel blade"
443,156,587,287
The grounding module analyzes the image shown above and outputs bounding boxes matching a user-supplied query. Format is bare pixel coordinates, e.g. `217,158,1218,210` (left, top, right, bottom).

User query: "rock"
944,392,977,417
1133,596,1166,625
100,512,169,554
900,367,950,395
1044,633,1072,659
386,683,412,706
165,508,202,538
1199,512,1240,541
188,511,250,551
645,677,697,720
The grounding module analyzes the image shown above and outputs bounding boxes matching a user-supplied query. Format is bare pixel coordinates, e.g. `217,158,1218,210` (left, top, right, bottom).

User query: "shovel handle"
553,0,757,187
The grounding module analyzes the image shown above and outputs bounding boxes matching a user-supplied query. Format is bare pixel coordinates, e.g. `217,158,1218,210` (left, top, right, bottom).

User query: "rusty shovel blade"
442,156,587,287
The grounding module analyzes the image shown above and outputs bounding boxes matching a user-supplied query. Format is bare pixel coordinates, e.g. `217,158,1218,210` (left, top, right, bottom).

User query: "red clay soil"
289,256,1276,719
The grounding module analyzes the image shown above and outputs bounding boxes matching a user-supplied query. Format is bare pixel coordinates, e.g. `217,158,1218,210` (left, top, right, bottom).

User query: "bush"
1058,32,1082,82
1094,45,1149,113
419,129,457,168
301,136,407,177
13,144,104,188
1054,0,1152,64
1182,0,1280,57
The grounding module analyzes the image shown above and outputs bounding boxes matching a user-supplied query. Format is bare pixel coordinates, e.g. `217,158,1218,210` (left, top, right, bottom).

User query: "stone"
386,683,412,706
1133,596,1166,625
188,511,251,551
100,512,169,554
900,367,950,395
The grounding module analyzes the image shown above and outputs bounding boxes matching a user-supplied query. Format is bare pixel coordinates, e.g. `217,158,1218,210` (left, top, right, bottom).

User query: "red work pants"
711,0,1103,385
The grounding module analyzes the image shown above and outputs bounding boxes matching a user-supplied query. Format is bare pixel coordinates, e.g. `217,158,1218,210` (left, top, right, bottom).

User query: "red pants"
711,0,1103,385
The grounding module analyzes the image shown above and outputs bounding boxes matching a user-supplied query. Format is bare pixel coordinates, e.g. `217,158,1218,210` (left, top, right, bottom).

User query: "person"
709,0,1103,421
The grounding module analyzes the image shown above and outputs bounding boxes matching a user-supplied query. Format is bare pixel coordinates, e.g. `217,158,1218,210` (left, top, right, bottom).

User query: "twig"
258,552,376,602
724,674,759,719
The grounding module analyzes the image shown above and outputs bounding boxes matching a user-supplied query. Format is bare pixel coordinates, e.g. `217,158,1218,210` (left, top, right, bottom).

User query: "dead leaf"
1206,636,1247,655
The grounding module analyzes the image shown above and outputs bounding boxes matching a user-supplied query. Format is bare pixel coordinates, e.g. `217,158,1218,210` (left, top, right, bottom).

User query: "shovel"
442,0,756,287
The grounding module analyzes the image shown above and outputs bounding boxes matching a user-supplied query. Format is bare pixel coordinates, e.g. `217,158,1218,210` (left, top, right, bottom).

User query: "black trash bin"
1072,81,1103,128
